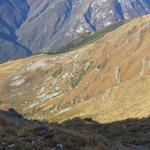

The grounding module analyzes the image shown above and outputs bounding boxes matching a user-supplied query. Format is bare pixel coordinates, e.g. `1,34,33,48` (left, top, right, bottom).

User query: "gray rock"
34,136,43,145
0,125,4,131
8,108,23,118
1,142,7,149
127,144,149,150
52,144,63,150
37,127,54,139
6,144,15,150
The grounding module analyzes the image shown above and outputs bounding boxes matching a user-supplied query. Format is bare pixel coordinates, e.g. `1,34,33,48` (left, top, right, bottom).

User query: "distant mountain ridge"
1,0,150,62
17,0,150,53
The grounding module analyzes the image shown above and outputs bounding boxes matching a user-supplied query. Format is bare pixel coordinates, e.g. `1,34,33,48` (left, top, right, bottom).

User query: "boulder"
5,144,15,150
8,108,23,118
36,126,54,139
52,144,63,150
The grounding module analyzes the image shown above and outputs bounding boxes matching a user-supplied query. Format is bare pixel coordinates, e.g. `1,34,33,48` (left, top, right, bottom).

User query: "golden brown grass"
0,14,150,126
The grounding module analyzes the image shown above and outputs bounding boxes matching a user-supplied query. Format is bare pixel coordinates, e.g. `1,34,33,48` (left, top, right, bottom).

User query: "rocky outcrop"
0,109,107,150
1,109,150,150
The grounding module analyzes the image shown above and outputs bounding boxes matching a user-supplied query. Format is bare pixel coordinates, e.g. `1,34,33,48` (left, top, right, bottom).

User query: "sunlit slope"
0,14,150,123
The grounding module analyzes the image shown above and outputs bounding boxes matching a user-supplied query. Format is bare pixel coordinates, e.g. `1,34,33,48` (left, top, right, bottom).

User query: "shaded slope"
1,109,150,150
0,0,31,63
17,0,73,53
0,0,29,30
0,109,109,150
0,38,32,63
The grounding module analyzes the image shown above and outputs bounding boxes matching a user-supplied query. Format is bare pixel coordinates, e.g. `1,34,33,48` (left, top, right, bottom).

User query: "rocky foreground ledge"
0,109,150,150
0,109,107,150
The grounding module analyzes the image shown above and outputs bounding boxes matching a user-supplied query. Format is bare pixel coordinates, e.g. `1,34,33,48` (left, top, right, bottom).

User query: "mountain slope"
16,0,150,53
0,0,31,63
0,14,150,124
0,38,31,63
0,0,29,30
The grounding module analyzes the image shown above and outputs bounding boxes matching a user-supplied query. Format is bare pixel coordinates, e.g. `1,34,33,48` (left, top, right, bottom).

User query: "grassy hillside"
0,14,150,126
